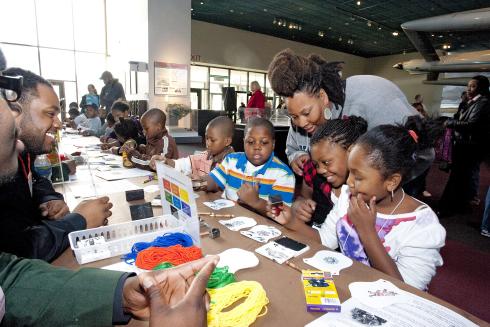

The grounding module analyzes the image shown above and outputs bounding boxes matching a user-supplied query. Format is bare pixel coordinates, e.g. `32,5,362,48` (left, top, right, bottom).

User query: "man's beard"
0,169,16,185
19,116,47,155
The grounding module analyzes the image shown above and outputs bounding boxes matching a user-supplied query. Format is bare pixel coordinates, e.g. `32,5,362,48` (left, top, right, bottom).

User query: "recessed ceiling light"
345,22,349,25
200,1,203,4
263,8,268,12
191,8,193,11
438,35,443,38
378,27,382,30
461,44,466,48
357,1,361,5
392,31,399,36
338,37,343,41
230,9,234,13
367,21,372,27
442,44,451,49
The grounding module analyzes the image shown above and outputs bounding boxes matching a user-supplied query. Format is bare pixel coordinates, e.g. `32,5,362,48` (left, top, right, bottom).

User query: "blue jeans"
482,186,490,231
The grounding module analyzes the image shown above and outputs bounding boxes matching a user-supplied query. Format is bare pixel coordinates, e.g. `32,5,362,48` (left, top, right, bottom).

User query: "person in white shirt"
78,103,102,136
270,116,446,290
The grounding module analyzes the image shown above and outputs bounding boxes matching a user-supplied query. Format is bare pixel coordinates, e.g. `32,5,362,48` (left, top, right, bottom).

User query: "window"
36,0,75,50
0,43,40,74
210,68,229,111
230,70,247,92
0,0,38,46
40,48,76,81
72,0,106,53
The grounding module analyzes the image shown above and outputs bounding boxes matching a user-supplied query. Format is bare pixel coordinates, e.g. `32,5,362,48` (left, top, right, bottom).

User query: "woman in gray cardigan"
268,49,431,182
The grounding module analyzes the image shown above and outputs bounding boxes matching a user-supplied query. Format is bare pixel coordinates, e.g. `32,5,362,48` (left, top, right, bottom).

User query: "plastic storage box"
68,215,184,264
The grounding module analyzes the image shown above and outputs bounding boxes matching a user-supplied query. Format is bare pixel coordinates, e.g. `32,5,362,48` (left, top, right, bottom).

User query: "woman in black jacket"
440,75,490,215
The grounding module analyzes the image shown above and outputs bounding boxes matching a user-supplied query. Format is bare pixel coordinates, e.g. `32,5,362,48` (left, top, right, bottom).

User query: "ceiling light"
263,8,268,12
357,1,361,5
392,31,399,36
461,44,466,48
318,31,324,37
367,21,372,27
378,27,382,30
191,8,193,11
273,18,277,24
442,44,451,49
229,9,234,13
200,1,203,4
338,37,343,41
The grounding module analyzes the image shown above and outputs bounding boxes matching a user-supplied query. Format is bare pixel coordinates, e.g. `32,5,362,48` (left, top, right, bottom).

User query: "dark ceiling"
191,0,490,58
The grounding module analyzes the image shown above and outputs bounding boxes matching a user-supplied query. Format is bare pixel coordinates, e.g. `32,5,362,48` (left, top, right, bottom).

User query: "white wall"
191,20,446,113
148,0,191,111
191,20,367,78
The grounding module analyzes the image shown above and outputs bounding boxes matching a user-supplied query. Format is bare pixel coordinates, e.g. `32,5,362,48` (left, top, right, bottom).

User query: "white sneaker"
481,229,490,238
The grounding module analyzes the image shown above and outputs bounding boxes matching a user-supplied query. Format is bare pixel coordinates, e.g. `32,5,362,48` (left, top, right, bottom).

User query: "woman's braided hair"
267,49,345,106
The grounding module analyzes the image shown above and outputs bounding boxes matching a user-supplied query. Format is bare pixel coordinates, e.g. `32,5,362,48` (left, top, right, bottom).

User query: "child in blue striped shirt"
205,117,295,216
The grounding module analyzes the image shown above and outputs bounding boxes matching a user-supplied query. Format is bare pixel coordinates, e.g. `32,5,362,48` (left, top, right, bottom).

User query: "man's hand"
73,196,113,228
121,256,218,322
39,200,70,220
290,154,310,176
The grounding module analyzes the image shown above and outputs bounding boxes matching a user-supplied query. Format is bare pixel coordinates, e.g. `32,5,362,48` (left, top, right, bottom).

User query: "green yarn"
153,262,174,270
206,266,236,289
152,263,236,289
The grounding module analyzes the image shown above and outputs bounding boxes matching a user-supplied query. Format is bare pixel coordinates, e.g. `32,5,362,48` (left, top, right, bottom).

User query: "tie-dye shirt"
316,185,446,290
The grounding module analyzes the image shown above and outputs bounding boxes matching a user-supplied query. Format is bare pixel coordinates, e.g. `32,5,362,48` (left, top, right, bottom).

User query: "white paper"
219,216,257,231
216,248,259,273
255,241,295,264
68,180,140,198
95,168,153,181
240,225,282,243
305,295,478,327
203,199,235,210
303,250,353,275
349,279,411,308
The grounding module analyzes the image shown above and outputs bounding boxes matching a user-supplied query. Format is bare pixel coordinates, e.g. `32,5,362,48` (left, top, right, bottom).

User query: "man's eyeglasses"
0,74,22,102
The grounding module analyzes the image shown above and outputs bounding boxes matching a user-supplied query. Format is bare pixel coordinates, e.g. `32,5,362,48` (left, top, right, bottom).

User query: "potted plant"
167,103,191,126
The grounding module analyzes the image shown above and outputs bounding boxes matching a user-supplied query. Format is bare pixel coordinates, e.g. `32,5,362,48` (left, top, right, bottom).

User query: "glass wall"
0,0,148,112
190,64,280,111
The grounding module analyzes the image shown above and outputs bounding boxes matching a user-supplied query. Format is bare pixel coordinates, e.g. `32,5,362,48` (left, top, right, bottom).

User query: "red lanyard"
18,153,31,180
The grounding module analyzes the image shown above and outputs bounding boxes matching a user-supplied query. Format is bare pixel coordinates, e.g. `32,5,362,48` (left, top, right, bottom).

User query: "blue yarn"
123,232,193,264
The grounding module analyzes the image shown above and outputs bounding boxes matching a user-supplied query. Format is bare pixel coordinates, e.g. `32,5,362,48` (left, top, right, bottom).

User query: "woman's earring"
324,107,332,120
391,189,394,202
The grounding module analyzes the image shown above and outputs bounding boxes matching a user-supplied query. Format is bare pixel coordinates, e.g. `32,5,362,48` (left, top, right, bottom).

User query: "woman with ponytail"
267,49,422,177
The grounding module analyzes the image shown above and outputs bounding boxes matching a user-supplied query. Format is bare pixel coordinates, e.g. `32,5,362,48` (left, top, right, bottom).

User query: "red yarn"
135,245,203,270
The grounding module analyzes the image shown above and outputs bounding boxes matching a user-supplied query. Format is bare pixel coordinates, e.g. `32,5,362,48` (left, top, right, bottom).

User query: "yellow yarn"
207,281,269,327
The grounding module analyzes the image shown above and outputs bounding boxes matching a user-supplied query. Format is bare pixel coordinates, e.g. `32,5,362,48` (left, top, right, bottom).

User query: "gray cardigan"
285,75,432,180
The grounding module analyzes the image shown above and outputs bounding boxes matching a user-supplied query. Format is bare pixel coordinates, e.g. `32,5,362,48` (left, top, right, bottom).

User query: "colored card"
172,195,182,209
180,188,189,202
181,201,191,217
165,191,173,203
163,179,171,191
171,183,180,196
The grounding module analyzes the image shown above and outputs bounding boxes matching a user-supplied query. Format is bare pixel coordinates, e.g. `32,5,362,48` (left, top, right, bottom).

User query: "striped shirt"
209,152,295,206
